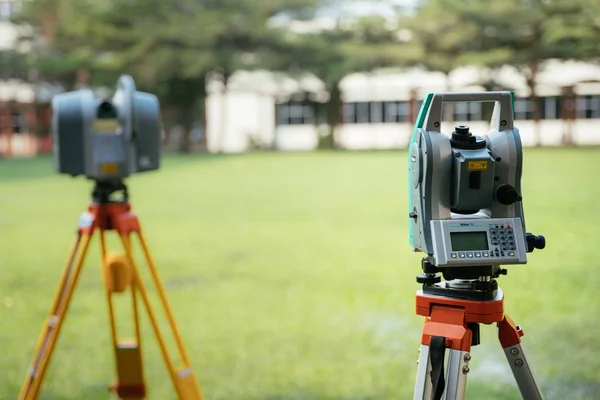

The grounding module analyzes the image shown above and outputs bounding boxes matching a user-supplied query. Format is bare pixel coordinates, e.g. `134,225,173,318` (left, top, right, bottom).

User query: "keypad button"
482,252,489,257
466,252,474,258
451,253,458,259
459,252,466,258
508,251,515,257
475,252,481,258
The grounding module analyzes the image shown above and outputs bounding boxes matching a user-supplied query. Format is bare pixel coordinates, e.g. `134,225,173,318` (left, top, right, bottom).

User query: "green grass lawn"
1,148,599,400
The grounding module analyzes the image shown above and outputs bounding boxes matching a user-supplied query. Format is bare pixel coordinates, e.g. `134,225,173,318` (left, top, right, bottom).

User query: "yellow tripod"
18,181,203,400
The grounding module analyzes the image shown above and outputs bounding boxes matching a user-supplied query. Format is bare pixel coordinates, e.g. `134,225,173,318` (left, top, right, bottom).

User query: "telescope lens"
97,101,117,118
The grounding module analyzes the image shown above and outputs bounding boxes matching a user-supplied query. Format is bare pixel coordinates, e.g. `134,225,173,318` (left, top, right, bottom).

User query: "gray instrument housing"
52,75,161,181
409,92,526,268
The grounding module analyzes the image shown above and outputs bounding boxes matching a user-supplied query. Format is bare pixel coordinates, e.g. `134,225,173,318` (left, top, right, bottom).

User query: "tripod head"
91,180,129,204
408,92,546,300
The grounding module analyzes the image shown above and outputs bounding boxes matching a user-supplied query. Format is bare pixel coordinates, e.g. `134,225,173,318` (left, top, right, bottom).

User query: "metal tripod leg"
101,229,147,400
443,349,469,400
414,345,433,400
499,316,545,400
118,230,203,399
18,224,94,400
414,345,470,400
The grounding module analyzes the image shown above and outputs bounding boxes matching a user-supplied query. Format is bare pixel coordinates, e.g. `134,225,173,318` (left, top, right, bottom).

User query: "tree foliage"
7,0,600,149
406,0,592,144
286,13,420,147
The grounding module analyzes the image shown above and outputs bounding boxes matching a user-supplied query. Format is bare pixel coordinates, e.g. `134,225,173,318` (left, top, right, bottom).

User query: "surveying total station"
408,92,546,400
18,76,203,400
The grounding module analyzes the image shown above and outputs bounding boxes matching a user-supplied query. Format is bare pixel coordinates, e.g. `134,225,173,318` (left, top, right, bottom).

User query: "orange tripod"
413,287,545,400
18,181,203,400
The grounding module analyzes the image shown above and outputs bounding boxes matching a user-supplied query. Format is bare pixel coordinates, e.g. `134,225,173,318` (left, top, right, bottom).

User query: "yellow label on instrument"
93,119,119,134
100,163,119,173
468,161,488,171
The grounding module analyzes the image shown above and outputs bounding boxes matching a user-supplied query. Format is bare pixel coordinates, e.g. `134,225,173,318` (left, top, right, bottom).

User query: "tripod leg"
443,349,470,400
18,231,94,400
414,344,470,400
499,315,546,400
100,230,147,400
414,307,472,400
120,232,203,400
414,344,433,400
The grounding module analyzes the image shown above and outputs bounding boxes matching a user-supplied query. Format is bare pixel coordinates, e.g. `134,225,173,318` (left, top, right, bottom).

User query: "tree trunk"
218,73,230,153
561,86,576,146
526,61,540,147
178,106,194,153
443,72,454,127
323,80,342,150
199,97,208,152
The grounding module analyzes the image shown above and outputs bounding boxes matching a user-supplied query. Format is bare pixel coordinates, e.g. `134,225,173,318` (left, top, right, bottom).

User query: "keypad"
489,223,517,257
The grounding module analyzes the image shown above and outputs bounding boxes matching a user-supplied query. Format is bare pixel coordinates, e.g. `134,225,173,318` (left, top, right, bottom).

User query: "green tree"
290,13,419,148
402,0,496,123
11,0,122,88
13,0,324,151
448,0,588,145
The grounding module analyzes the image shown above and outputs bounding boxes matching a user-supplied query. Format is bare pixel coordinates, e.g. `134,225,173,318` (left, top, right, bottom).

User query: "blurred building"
0,0,64,157
1,0,600,156
206,60,600,152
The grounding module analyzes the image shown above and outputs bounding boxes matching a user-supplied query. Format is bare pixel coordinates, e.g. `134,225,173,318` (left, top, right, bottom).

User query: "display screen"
450,231,489,251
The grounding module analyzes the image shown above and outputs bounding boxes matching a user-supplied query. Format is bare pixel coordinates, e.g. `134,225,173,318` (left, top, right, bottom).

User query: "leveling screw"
510,348,519,356
462,366,470,374
464,353,471,362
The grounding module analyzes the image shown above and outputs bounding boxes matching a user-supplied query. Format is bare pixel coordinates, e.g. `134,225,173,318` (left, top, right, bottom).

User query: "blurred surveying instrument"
408,92,546,400
18,76,203,400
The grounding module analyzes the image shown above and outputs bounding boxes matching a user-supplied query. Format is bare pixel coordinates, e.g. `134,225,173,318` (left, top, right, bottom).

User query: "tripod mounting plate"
422,278,499,301
416,287,504,326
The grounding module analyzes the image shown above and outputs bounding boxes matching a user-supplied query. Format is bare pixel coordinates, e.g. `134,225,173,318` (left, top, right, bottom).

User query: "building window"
370,101,383,123
12,110,25,133
452,102,483,122
0,109,25,133
355,102,369,123
514,98,535,120
343,103,355,124
537,96,562,120
0,1,18,21
384,101,411,123
344,101,412,124
276,101,315,125
577,95,600,119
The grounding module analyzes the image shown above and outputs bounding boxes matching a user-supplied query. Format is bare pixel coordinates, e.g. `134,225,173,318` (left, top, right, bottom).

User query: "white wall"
335,123,412,150
206,91,276,153
0,22,17,50
334,119,600,150
204,64,600,153
275,126,319,151
0,134,36,156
